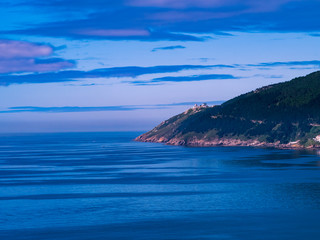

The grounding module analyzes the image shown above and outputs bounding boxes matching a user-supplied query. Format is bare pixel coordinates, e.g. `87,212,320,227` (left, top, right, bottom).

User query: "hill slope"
135,71,320,148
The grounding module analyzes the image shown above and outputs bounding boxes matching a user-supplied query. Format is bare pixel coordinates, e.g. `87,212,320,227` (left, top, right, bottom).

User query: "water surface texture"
0,132,320,240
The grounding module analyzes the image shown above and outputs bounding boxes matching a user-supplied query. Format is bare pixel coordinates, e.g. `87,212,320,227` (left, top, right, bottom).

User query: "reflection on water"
0,132,319,240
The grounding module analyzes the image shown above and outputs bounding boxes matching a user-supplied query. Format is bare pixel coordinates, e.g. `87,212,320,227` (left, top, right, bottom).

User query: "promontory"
135,71,320,149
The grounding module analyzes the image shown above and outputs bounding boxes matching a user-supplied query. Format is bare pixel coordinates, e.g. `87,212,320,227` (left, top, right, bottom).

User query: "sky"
1,0,320,132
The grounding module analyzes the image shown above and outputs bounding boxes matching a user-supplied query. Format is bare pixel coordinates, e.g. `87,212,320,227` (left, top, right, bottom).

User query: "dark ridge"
136,71,320,148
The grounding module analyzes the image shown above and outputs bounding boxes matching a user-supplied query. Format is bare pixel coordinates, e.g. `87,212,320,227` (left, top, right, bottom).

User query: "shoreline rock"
134,135,315,150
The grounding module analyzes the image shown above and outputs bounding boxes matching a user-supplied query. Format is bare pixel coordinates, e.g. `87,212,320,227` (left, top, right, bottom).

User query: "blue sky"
1,0,320,132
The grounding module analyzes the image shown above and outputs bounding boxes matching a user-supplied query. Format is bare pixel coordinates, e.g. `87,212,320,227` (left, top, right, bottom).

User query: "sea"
0,132,320,240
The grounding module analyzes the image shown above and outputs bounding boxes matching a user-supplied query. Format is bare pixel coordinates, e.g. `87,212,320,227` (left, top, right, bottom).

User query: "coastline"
134,135,317,150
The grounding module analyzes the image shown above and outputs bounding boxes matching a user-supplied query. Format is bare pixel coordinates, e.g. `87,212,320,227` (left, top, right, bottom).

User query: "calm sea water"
0,132,320,240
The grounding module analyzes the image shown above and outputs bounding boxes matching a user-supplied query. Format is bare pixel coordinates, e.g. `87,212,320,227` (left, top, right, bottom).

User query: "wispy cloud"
0,39,75,74
6,0,319,41
127,0,292,12
72,28,205,41
130,74,239,85
0,101,225,114
152,45,185,52
1,59,318,86
156,100,225,106
0,106,142,113
0,39,52,59
0,64,232,86
309,33,320,37
248,60,320,68
8,27,206,42
253,74,284,79
0,59,75,74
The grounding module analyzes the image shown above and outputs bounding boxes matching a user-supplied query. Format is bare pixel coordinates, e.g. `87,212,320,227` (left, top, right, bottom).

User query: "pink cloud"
247,0,294,12
128,0,230,8
0,39,75,74
0,40,52,59
128,0,295,13
0,59,74,74
75,29,150,37
149,11,219,22
136,0,297,23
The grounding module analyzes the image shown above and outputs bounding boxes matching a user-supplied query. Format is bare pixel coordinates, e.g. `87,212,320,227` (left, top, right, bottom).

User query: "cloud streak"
250,60,320,67
0,58,75,74
0,101,225,114
0,64,232,86
152,45,186,52
127,0,292,11
0,106,142,113
6,0,319,41
131,74,239,85
10,27,205,41
0,39,52,59
0,58,320,86
1,59,319,86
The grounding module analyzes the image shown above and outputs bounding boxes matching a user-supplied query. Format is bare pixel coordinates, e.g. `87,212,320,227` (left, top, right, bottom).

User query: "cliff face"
135,71,320,148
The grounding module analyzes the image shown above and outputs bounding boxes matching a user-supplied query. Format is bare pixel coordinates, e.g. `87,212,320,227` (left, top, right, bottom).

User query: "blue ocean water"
0,132,320,240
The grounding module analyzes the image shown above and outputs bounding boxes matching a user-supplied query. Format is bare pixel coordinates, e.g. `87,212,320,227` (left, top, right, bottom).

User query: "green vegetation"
137,71,320,148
